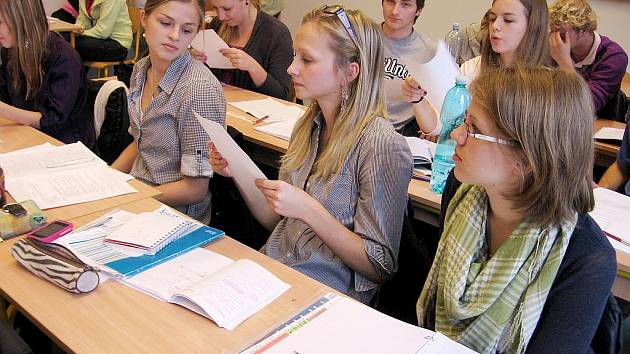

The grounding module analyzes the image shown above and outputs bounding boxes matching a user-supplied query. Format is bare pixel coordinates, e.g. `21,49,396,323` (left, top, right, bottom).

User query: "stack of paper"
55,205,224,277
0,142,136,209
590,187,630,254
406,137,436,175
593,127,624,141
229,98,305,141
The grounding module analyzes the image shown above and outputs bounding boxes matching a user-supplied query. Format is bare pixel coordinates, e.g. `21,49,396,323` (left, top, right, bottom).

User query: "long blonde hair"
216,0,260,43
0,0,48,100
470,67,594,226
281,6,386,179
480,0,551,71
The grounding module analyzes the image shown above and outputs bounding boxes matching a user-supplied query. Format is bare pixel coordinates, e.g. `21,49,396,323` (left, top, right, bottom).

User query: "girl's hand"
207,142,231,177
255,179,316,220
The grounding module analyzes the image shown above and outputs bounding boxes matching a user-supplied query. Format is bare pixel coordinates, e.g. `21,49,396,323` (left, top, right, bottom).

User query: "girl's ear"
344,62,360,84
140,10,147,28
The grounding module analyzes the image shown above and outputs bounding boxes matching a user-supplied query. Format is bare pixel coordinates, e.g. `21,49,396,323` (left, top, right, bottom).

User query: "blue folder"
105,225,224,277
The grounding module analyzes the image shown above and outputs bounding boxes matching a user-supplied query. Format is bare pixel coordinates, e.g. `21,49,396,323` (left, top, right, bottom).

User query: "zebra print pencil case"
11,238,100,294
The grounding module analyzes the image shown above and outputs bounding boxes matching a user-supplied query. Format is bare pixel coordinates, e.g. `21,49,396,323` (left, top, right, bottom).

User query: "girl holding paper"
204,0,293,100
416,67,616,353
402,0,551,137
0,0,95,148
209,6,413,304
112,0,226,223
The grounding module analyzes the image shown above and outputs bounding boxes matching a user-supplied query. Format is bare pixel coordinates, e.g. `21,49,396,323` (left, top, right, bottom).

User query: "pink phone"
27,220,73,243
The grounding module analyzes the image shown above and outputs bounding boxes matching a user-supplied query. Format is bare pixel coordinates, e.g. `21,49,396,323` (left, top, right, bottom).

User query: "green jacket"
76,0,132,49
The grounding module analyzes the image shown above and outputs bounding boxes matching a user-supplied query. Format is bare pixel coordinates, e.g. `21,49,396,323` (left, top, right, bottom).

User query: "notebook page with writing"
104,212,191,254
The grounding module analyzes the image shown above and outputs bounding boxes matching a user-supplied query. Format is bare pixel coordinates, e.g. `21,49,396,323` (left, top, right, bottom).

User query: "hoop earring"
340,86,349,112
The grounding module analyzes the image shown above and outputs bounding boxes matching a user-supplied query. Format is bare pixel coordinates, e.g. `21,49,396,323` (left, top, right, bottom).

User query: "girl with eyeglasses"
0,0,95,148
209,6,412,304
112,0,226,223
416,67,616,353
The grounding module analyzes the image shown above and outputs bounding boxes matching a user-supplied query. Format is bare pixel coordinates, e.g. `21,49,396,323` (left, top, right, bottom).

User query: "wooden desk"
0,198,335,353
48,19,81,48
594,119,625,167
622,72,629,97
0,124,161,221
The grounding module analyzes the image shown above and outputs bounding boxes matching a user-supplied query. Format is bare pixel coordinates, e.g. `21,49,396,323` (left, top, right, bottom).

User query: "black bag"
87,80,133,164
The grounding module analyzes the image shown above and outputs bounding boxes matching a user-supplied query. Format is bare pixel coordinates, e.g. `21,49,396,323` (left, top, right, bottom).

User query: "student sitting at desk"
416,67,616,353
0,0,95,148
73,0,132,62
549,0,628,120
200,0,293,100
403,0,551,128
112,0,226,224
381,0,440,138
599,122,630,196
209,6,413,304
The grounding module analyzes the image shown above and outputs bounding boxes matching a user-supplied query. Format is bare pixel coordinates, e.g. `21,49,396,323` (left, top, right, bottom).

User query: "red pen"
604,231,630,247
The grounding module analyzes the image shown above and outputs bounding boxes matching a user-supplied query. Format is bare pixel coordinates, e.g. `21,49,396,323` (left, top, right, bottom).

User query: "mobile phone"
27,221,73,243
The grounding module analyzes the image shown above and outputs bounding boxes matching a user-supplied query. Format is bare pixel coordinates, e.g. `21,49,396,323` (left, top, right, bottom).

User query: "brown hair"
144,0,204,29
469,66,595,226
216,0,261,43
0,0,48,100
281,6,386,178
480,0,551,71
549,0,597,33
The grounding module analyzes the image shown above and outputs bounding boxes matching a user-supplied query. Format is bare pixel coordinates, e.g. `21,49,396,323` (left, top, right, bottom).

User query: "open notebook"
121,248,290,330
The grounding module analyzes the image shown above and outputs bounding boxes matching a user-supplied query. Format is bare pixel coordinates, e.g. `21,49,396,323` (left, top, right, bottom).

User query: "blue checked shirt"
128,51,226,223
262,114,413,304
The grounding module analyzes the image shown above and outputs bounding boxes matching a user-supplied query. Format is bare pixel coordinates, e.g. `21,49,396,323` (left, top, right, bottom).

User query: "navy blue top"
438,172,617,354
0,33,95,148
617,121,630,196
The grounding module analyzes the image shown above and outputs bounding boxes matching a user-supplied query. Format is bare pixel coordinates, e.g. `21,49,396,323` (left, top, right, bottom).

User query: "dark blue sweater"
438,173,617,354
0,33,95,149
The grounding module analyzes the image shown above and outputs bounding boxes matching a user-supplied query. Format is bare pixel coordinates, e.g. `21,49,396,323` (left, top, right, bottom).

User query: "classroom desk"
0,198,336,353
0,124,161,221
622,72,629,97
48,18,81,48
593,119,625,167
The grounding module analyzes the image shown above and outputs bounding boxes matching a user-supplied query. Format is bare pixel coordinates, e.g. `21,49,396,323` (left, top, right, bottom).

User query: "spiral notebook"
104,212,194,255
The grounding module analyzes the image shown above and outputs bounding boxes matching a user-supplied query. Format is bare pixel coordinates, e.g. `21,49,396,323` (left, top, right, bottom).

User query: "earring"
245,0,249,4
142,33,146,38
340,86,349,112
24,40,30,49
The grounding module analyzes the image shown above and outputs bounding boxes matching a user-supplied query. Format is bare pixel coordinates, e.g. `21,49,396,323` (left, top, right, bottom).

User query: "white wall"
282,0,630,73
44,0,67,15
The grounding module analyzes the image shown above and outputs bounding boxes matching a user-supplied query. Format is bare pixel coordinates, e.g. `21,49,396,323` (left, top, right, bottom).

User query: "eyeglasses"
320,5,359,46
463,121,516,146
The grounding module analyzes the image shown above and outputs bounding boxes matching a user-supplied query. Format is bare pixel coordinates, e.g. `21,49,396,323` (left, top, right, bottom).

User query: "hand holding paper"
191,29,233,69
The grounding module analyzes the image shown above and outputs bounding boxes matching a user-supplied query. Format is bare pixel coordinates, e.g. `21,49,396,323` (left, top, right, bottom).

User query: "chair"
83,7,143,78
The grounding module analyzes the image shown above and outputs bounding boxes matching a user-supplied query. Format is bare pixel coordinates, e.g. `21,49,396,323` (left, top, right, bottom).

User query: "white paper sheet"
593,127,624,141
407,40,460,114
229,98,305,122
590,187,630,254
0,142,104,179
406,137,436,161
6,166,137,209
191,29,233,69
195,113,277,223
249,295,476,354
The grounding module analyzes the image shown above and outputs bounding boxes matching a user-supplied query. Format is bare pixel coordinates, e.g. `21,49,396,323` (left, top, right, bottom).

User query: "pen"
245,111,269,124
604,231,630,247
412,174,431,182
45,156,95,168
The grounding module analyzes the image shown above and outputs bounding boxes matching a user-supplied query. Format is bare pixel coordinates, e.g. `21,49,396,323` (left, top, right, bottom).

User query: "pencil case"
11,238,100,294
0,200,46,240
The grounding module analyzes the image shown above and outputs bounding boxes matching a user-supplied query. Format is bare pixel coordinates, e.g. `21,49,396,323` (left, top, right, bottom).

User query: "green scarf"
417,184,577,354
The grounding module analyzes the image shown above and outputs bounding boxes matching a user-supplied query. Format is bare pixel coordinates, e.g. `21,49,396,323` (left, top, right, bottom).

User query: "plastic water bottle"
445,23,463,66
430,76,470,194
